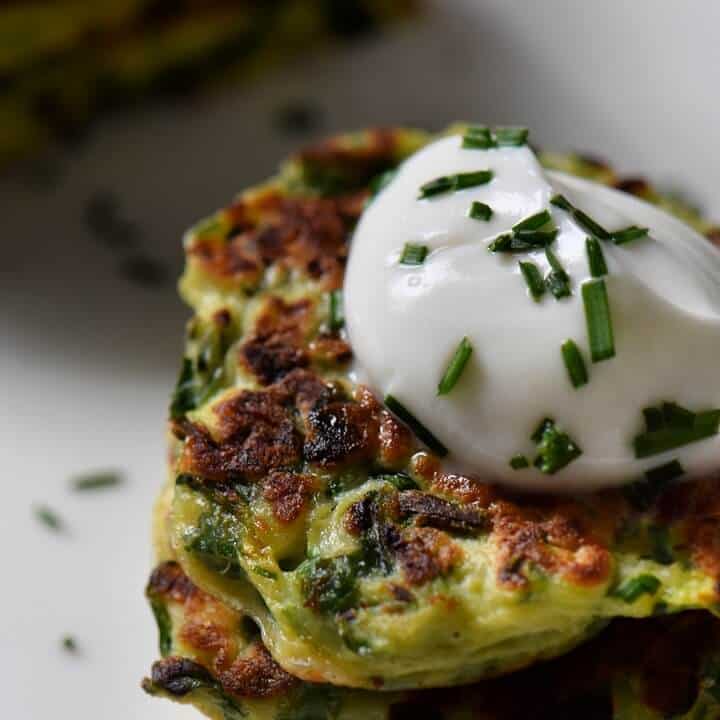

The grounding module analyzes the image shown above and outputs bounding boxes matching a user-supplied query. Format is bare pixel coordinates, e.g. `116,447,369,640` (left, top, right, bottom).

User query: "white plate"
1,1,718,717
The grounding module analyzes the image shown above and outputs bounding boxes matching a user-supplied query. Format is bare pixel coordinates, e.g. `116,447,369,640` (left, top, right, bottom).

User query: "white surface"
1,0,718,717
345,135,720,490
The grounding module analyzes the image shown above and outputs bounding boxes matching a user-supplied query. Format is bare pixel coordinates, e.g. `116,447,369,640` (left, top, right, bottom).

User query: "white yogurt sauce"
344,134,720,491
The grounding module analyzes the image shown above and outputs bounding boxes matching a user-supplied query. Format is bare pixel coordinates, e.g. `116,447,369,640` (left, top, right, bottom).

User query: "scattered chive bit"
648,525,674,565
624,459,684,511
34,505,63,531
561,340,589,388
550,194,611,240
512,210,552,233
488,230,558,253
71,470,124,491
544,247,571,299
418,170,493,199
462,126,495,150
572,208,611,240
582,279,615,362
611,225,649,245
62,635,78,653
550,194,574,212
461,125,529,149
586,237,608,277
494,126,529,146
437,337,473,395
468,201,493,221
633,402,720,459
612,574,661,603
531,418,582,474
328,289,344,332
384,394,448,457
510,454,530,470
399,243,429,265
519,261,546,301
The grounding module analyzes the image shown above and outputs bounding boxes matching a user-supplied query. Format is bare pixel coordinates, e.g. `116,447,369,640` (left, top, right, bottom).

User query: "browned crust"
147,562,298,700
398,490,487,533
393,526,462,586
262,471,316,524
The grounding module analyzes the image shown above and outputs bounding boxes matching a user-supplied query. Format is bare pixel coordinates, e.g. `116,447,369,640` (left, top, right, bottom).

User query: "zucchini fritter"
158,126,720,690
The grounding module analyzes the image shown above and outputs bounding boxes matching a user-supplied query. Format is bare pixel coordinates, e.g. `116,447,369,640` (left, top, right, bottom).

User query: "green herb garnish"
582,279,615,362
624,459,684,511
544,247,571,299
586,237,608,277
633,403,720,458
611,225,649,245
612,574,661,603
532,418,582,475
34,505,62,531
550,194,611,239
510,455,530,470
648,525,674,565
437,337,473,395
513,210,552,233
489,230,558,253
61,635,78,653
462,126,495,149
385,394,448,457
419,170,493,199
329,289,344,331
399,243,429,265
494,126,529,146
519,261,546,301
561,340,588,388
468,201,493,221
72,470,124,491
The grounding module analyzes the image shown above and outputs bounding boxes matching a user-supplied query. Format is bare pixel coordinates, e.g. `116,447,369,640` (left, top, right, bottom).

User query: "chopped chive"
368,169,397,199
399,243,429,265
438,337,473,395
544,247,571,299
454,170,494,190
643,407,665,432
510,454,530,470
462,126,495,149
531,417,555,443
532,419,582,475
494,126,529,146
62,635,78,653
648,525,674,565
513,210,552,233
419,170,493,199
468,201,493,221
487,233,513,252
519,261,546,301
34,505,62,531
633,411,720,458
561,340,588,388
573,208,611,240
612,225,649,245
645,459,686,486
582,280,615,362
586,237,608,277
662,401,696,428
612,574,661,603
490,230,557,253
624,459,684,511
513,229,559,247
71,470,124,491
329,289,344,331
385,394,448,457
550,194,574,212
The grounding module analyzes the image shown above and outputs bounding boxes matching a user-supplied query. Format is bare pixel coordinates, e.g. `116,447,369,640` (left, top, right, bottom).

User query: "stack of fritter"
144,127,720,719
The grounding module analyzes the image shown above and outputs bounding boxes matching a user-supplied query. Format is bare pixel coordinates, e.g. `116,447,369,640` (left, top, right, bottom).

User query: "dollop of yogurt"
344,134,720,491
